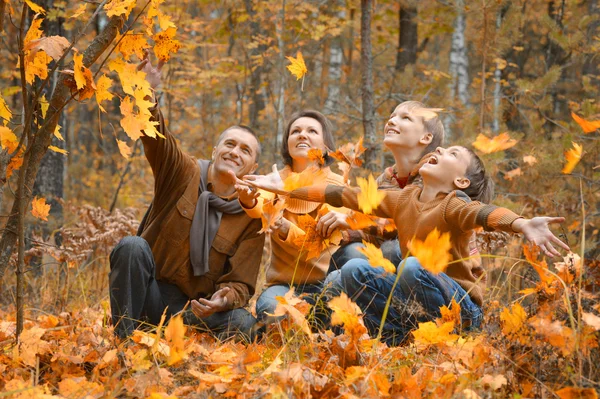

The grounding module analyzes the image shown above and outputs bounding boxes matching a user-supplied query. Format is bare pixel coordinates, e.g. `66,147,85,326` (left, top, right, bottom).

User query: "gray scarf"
189,160,244,276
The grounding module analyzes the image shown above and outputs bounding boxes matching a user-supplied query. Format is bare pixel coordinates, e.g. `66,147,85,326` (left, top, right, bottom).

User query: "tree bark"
361,0,377,171
275,0,286,156
0,15,124,284
0,0,5,33
448,0,469,106
324,1,345,114
395,2,418,71
245,0,267,130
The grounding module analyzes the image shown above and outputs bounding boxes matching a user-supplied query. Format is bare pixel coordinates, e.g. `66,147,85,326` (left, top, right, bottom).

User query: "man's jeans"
109,236,256,341
255,283,327,327
340,256,483,346
328,239,402,274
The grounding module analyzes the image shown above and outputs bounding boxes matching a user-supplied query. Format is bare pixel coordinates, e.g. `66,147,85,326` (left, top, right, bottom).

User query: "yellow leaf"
346,211,378,230
164,314,187,365
272,287,312,337
293,214,324,261
328,293,366,341
25,50,52,84
283,165,326,191
286,51,308,80
104,0,136,18
472,132,518,154
119,96,145,140
523,155,537,166
562,142,583,174
69,3,87,18
500,302,527,338
259,197,286,234
439,298,461,326
31,196,51,221
407,228,452,274
556,387,598,399
0,94,12,125
307,148,325,166
153,27,181,62
571,112,600,134
118,33,150,61
356,174,385,214
117,139,132,159
0,126,18,152
357,241,396,273
503,167,521,181
412,321,458,345
54,125,64,141
25,0,46,14
39,94,49,119
95,74,113,112
108,58,152,97
24,17,44,48
58,377,104,399
134,87,155,115
48,145,68,154
73,53,86,90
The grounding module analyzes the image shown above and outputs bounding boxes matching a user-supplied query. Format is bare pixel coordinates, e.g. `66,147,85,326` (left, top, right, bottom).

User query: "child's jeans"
339,256,483,346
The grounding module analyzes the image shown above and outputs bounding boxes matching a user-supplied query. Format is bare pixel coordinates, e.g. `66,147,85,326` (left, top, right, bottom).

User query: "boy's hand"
512,217,570,257
191,287,230,318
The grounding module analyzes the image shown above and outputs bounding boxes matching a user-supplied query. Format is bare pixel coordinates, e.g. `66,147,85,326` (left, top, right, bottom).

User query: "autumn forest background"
0,0,599,397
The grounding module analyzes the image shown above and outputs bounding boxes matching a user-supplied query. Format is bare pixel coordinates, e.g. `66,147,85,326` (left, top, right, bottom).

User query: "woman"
236,110,349,325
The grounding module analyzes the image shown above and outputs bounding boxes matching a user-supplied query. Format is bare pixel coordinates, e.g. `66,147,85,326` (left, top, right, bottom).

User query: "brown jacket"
139,109,264,309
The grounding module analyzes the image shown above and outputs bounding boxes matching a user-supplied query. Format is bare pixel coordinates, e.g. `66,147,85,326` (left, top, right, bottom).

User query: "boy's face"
383,104,432,150
419,146,472,190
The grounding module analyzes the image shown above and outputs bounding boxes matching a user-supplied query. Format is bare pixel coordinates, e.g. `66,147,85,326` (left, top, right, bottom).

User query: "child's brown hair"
397,101,445,156
463,148,495,204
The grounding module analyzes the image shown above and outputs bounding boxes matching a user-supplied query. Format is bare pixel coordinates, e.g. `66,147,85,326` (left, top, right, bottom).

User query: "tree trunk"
360,0,377,171
583,0,599,80
395,2,418,71
245,0,267,130
0,14,125,284
275,0,286,156
323,2,345,114
0,0,5,33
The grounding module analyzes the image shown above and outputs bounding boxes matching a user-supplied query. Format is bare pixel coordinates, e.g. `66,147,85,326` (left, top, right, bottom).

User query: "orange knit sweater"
287,184,522,306
243,166,348,286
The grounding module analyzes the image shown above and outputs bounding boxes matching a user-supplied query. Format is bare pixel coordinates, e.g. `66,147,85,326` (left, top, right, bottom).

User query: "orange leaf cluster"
258,197,286,234
329,137,366,183
357,241,396,273
472,132,518,154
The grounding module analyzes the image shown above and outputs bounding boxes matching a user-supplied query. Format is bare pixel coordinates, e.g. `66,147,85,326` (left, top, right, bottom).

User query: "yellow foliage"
500,302,527,339
356,174,385,214
95,75,114,113
24,17,44,47
153,27,181,62
439,298,461,326
556,387,598,399
165,314,187,365
0,94,12,125
118,33,150,61
31,196,51,221
472,132,518,154
286,51,308,80
407,228,452,274
412,321,458,345
328,293,365,341
73,53,86,90
25,50,52,84
283,165,326,191
25,0,46,14
48,145,68,155
357,241,396,273
117,139,133,159
562,142,583,174
104,0,136,18
0,126,18,152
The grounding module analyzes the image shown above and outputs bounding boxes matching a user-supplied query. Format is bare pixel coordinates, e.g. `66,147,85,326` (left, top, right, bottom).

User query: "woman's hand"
316,211,349,238
512,217,570,257
243,164,287,195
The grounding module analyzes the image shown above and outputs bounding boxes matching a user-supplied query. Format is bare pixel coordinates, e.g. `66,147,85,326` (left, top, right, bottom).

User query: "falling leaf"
307,148,325,166
48,145,68,155
571,112,600,133
529,315,575,355
95,75,114,112
500,302,527,338
472,132,518,154
356,174,385,214
164,314,187,365
148,0,176,31
293,214,324,261
412,321,458,345
330,137,366,168
346,211,378,230
118,33,150,61
556,387,598,399
104,0,136,18
328,293,366,341
412,107,444,121
286,51,308,80
0,126,18,152
0,94,12,125
504,167,522,181
439,298,461,326
357,241,395,273
153,27,181,62
54,125,64,141
407,228,452,274
31,196,51,221
272,287,312,337
69,3,87,18
117,139,132,159
283,165,326,192
522,244,556,291
258,198,286,234
25,36,70,61
562,142,583,174
25,0,46,15
523,155,537,166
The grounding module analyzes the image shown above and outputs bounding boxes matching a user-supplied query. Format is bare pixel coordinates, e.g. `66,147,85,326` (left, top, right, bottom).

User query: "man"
109,59,264,340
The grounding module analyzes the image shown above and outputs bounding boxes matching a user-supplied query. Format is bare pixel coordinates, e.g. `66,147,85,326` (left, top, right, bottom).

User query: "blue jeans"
340,256,483,346
256,283,326,326
329,239,402,274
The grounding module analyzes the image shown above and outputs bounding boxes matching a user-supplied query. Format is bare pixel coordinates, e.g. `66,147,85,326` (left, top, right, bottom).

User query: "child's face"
383,104,432,150
419,146,472,190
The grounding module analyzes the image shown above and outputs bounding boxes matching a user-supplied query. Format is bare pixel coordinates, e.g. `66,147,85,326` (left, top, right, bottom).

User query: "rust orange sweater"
287,184,522,306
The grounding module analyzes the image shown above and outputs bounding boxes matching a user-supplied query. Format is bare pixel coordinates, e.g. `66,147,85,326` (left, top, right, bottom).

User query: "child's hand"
270,217,291,240
512,217,570,257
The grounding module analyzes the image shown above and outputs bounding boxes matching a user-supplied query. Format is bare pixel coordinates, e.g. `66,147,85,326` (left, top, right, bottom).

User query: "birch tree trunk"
361,0,377,171
275,0,286,155
324,33,344,114
445,0,469,138
395,2,418,71
245,0,267,129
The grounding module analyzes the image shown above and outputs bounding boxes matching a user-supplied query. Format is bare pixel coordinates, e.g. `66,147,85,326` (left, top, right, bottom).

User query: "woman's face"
287,117,326,161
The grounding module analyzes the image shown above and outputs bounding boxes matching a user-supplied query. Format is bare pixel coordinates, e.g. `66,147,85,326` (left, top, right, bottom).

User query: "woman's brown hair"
281,110,336,167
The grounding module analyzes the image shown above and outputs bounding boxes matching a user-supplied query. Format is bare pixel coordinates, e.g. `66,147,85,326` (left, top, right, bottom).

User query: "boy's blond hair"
397,100,445,156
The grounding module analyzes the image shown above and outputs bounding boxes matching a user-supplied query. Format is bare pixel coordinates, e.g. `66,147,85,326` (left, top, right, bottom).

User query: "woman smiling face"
287,116,326,164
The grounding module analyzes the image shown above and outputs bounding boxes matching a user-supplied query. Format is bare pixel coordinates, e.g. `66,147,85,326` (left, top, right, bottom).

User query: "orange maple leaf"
95,75,114,113
439,298,461,326
503,167,522,181
328,293,366,341
104,0,136,18
412,321,458,345
259,198,286,234
116,139,132,159
272,287,312,337
407,228,452,274
562,142,583,174
346,211,378,230
330,138,366,183
31,197,51,221
0,94,12,126
522,244,556,292
293,214,323,260
356,174,385,214
164,314,187,365
500,302,527,339
472,132,518,154
307,148,325,166
117,33,150,61
529,315,575,356
571,112,600,134
286,51,308,80
357,241,395,273
153,27,181,62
